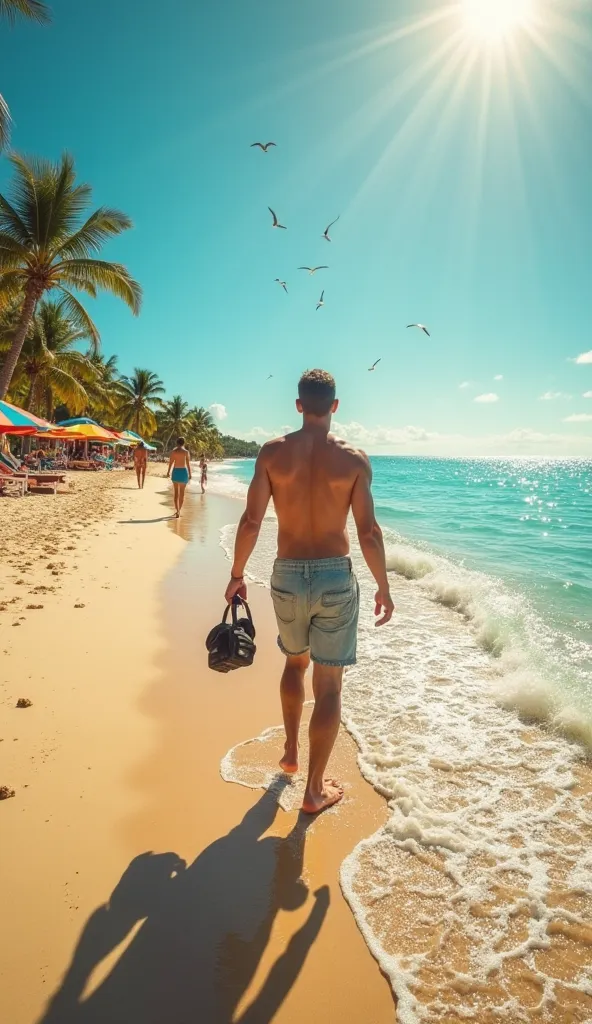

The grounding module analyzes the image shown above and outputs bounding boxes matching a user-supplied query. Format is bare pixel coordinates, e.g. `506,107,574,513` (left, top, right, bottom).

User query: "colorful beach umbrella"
57,423,119,442
113,429,157,450
56,417,101,427
0,399,51,435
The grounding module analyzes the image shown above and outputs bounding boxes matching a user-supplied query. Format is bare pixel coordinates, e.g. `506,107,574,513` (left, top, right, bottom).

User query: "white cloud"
583,391,592,399
458,381,471,389
493,374,503,381
573,350,592,364
563,413,592,423
239,425,293,441
333,421,434,446
539,391,572,401
474,393,499,404
236,420,592,456
242,426,274,439
209,403,227,421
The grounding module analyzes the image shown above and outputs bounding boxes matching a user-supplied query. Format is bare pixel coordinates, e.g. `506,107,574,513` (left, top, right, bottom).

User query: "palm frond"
0,0,51,25
58,258,142,314
0,92,11,151
56,288,100,353
0,270,25,299
0,231,30,263
53,207,134,260
43,156,93,248
0,194,31,244
43,364,88,412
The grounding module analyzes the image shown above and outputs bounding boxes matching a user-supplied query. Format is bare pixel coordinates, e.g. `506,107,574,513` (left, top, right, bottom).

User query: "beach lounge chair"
0,463,26,496
0,463,61,494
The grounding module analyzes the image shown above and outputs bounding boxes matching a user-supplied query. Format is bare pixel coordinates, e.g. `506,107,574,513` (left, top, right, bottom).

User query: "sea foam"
220,518,592,1021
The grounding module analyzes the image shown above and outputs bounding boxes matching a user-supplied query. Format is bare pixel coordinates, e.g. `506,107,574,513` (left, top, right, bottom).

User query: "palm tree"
0,152,141,398
157,395,191,447
9,298,97,418
0,2,51,150
84,352,125,422
117,368,165,437
188,405,214,432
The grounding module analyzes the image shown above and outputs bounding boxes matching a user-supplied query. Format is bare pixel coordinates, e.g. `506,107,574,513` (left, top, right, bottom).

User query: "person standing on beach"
225,369,394,814
133,441,148,489
167,437,192,518
199,456,208,493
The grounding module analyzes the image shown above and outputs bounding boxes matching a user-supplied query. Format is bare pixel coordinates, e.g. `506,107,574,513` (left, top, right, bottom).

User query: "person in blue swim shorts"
167,436,192,518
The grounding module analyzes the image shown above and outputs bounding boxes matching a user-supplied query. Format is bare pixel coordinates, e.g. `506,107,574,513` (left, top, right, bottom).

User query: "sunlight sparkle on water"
462,0,535,41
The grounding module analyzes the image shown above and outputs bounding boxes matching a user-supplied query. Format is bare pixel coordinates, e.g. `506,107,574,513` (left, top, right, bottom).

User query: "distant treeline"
218,435,261,458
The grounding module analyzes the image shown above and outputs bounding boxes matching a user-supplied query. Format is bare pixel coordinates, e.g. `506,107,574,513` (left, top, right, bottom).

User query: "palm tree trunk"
0,285,38,399
24,374,38,411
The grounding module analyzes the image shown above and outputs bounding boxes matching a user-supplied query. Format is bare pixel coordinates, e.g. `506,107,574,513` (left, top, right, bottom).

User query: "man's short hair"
298,369,336,416
176,437,184,446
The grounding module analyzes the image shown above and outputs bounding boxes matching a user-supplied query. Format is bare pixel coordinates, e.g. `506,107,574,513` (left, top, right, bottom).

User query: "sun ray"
242,6,460,118
350,29,472,212
525,22,592,107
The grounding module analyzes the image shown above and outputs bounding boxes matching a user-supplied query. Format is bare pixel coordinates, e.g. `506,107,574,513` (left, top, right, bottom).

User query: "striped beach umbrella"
0,399,51,435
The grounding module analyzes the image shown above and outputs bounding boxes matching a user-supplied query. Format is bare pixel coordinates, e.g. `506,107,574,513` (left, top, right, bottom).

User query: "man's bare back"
262,428,366,559
224,369,394,815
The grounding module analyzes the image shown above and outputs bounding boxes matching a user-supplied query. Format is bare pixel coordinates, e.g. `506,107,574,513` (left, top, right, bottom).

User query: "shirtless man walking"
167,437,192,518
225,369,394,814
133,441,147,489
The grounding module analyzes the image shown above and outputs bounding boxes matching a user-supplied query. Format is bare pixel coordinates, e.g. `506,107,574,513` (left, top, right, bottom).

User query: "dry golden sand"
0,476,394,1024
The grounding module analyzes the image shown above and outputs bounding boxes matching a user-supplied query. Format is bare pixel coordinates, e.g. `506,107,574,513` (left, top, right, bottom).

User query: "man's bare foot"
301,778,344,814
279,742,299,774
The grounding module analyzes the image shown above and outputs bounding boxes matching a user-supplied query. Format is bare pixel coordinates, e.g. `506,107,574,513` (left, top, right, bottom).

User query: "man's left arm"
224,451,272,603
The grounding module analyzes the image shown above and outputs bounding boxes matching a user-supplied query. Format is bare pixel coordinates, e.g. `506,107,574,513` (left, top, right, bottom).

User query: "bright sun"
462,0,535,41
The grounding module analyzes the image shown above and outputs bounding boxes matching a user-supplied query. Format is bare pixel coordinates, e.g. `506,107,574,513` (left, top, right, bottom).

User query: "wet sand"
1,478,395,1023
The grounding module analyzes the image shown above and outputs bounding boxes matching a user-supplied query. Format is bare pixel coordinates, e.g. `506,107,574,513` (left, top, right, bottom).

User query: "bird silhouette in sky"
322,216,340,241
368,359,381,371
407,323,430,337
268,207,287,229
251,142,276,152
298,266,328,275
266,374,273,380
316,290,325,311
274,278,288,293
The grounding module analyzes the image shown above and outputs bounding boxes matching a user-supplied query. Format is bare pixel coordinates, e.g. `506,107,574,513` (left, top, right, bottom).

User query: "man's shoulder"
329,435,370,470
259,435,289,457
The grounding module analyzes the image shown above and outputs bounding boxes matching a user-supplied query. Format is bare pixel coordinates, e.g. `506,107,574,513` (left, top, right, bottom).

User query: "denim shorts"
270,557,360,667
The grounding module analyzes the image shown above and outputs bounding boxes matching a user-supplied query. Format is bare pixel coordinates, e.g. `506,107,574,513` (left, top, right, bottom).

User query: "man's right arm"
351,453,394,626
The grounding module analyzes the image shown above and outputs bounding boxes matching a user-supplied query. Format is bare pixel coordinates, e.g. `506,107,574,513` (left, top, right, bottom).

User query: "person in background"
133,441,148,489
200,456,208,494
167,437,192,517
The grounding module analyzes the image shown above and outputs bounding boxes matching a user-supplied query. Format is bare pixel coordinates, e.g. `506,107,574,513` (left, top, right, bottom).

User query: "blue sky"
1,0,591,454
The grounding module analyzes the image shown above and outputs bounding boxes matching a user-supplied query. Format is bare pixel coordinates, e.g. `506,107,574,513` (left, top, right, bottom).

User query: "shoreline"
1,477,395,1023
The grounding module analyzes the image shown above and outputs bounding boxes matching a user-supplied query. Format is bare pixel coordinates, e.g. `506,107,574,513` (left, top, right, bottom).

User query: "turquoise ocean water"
212,455,592,1020
211,455,591,730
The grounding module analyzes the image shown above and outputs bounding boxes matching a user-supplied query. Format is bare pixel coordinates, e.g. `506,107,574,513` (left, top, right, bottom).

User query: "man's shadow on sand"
38,781,328,1024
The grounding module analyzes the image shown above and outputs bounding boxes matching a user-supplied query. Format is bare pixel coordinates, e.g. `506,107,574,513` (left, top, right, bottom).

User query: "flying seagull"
251,142,276,152
322,216,340,242
268,207,287,229
266,374,273,380
316,290,325,311
274,278,288,293
368,359,381,371
298,266,328,275
407,323,430,337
